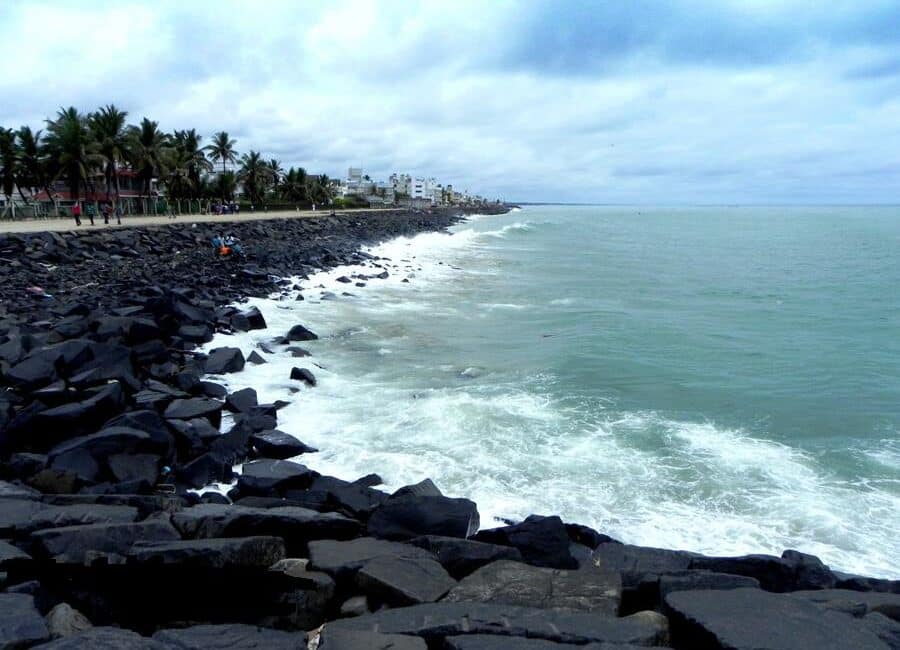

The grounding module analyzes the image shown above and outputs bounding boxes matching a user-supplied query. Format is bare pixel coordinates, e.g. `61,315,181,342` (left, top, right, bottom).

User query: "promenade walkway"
0,208,396,234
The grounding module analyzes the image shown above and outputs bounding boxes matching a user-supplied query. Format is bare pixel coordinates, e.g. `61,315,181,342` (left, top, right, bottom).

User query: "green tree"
266,158,283,196
0,128,16,208
173,128,211,197
237,150,272,205
15,126,52,202
43,107,101,205
89,104,129,203
206,131,238,175
213,170,237,202
127,117,170,212
280,166,308,202
307,173,334,205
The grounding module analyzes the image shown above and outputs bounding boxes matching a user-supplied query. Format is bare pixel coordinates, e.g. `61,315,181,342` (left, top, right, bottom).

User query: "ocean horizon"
203,204,900,580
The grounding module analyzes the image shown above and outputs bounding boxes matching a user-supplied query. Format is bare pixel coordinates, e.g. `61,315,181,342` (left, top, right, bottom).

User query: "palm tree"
280,166,308,203
0,128,17,214
213,170,237,202
266,158,283,196
205,131,238,176
308,173,334,205
43,107,101,209
237,150,272,206
127,117,170,213
15,127,52,204
89,104,129,204
174,129,211,197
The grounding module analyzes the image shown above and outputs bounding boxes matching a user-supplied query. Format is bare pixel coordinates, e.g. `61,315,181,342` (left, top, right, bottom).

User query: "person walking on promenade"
115,203,123,225
72,201,82,226
102,203,110,225
86,203,95,226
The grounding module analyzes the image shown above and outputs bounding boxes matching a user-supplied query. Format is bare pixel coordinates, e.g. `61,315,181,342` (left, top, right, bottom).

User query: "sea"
202,205,900,579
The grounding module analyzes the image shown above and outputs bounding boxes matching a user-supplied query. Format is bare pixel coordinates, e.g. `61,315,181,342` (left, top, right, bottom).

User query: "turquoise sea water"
208,205,900,578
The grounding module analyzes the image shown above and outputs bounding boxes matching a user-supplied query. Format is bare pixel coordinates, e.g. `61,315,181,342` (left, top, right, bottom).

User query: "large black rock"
31,519,181,564
204,347,245,375
164,398,224,428
249,429,317,459
443,560,621,616
172,503,360,554
0,593,51,648
236,459,318,496
367,494,479,541
664,587,889,649
356,555,456,606
318,628,426,650
225,387,258,413
689,551,827,593
408,535,523,580
473,515,576,570
153,624,304,649
325,602,667,646
286,324,318,341
308,537,436,583
33,627,170,649
128,536,286,568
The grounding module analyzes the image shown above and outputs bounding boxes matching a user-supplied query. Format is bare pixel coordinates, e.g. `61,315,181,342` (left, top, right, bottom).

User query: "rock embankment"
1,206,899,649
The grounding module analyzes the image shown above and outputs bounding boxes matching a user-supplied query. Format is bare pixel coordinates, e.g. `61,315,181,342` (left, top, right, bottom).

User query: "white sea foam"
200,212,900,580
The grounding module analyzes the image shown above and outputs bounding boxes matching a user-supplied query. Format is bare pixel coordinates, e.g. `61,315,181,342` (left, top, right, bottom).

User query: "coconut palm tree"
174,129,212,196
206,131,238,176
237,150,272,206
0,128,16,213
89,104,129,203
43,107,101,207
307,173,334,205
127,118,170,213
266,158,283,196
280,166,308,203
15,126,52,204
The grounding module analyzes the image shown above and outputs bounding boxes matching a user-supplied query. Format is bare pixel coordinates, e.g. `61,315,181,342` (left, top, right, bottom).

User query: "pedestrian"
102,203,110,225
115,203,123,225
86,203,95,226
72,201,82,226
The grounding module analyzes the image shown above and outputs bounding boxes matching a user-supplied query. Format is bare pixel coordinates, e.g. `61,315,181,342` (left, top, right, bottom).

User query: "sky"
2,0,900,204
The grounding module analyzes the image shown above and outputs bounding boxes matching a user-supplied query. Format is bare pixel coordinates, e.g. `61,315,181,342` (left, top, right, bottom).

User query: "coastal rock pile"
1,207,898,649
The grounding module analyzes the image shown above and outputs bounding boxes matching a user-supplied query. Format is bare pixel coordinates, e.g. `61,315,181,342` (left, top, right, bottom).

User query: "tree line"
0,104,334,213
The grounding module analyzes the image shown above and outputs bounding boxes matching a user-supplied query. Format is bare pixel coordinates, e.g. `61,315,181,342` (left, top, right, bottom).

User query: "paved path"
0,208,393,234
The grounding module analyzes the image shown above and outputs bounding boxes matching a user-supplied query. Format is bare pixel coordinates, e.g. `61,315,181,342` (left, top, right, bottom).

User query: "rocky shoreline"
0,206,898,649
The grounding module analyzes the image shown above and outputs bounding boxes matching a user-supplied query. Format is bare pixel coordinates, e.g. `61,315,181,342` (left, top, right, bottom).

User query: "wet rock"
177,324,213,343
473,515,576,569
286,346,310,357
286,324,318,341
237,459,318,496
250,430,317,459
290,366,316,386
246,350,267,365
339,595,370,618
204,347,245,375
225,387,258,413
367,494,479,541
176,453,233,489
689,552,808,593
164,398,223,428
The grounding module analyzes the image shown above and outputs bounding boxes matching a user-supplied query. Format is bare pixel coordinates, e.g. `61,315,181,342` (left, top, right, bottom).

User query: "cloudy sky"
2,0,900,203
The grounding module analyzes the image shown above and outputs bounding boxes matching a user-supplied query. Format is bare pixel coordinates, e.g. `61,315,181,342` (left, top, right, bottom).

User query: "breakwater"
0,206,897,649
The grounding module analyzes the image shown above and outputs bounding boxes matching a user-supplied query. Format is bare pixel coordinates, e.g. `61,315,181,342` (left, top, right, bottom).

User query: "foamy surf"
201,206,900,580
